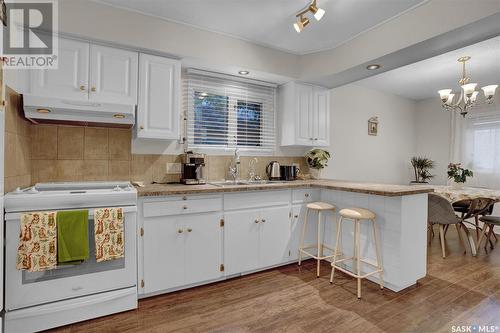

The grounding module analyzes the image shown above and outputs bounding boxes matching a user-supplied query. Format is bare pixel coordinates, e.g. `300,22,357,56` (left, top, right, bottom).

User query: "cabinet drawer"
224,190,290,210
292,188,320,204
143,197,222,217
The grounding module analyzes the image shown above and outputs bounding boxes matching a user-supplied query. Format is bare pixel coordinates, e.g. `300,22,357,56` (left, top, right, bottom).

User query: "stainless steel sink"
209,180,284,187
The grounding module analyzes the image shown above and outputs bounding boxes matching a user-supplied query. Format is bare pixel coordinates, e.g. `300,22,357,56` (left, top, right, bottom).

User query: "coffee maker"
181,152,206,185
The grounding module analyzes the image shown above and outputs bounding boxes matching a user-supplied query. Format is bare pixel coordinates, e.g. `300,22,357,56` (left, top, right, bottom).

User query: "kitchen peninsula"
136,180,433,296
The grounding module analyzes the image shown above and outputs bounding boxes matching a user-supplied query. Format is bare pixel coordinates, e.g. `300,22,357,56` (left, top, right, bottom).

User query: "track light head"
309,1,325,21
293,15,309,33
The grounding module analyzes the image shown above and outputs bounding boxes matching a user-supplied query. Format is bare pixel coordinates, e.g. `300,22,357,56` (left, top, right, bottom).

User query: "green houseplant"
447,163,473,189
305,149,331,179
410,156,435,184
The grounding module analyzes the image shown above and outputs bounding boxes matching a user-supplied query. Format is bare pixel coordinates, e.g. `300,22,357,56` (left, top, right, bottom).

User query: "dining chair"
477,216,499,252
454,199,496,241
428,194,470,258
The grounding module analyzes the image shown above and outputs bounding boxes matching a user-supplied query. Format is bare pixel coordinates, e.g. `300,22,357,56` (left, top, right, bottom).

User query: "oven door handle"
6,206,137,220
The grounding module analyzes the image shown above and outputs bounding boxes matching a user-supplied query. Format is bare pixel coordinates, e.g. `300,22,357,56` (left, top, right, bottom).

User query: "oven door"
5,206,137,311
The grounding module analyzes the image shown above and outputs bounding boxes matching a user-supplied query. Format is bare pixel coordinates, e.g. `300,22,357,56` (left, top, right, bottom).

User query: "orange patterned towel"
94,208,124,262
17,212,57,272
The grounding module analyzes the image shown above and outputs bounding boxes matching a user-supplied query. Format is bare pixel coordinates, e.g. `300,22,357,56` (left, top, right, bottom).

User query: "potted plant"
305,149,331,179
410,156,435,184
447,163,473,189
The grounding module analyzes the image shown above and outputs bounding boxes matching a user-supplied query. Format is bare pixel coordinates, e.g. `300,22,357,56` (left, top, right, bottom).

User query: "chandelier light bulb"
461,83,477,97
438,89,452,102
482,85,498,99
446,93,455,105
469,91,479,103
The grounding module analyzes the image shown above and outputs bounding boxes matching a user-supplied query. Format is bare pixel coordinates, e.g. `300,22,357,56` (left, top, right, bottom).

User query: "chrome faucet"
229,149,240,182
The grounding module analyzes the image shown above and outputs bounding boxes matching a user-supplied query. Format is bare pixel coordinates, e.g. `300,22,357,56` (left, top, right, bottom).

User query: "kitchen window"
186,70,276,153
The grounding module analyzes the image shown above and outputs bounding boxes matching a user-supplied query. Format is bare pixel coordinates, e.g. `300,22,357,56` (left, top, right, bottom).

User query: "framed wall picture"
368,116,378,136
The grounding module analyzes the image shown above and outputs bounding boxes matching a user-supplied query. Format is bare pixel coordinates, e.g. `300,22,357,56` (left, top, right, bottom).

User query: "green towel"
57,210,89,265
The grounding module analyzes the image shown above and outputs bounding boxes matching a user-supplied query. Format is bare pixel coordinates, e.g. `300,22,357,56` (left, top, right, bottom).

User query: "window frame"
186,71,276,155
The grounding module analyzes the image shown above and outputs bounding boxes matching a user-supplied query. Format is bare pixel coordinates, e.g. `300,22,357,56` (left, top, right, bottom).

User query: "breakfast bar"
137,180,433,293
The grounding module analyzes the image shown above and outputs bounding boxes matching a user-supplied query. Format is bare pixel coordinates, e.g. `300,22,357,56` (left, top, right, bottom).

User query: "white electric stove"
4,181,138,333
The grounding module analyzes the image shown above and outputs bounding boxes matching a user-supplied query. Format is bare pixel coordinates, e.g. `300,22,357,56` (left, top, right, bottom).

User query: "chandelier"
438,56,498,117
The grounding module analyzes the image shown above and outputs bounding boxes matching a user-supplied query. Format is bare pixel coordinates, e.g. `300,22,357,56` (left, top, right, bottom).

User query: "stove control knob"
113,186,122,192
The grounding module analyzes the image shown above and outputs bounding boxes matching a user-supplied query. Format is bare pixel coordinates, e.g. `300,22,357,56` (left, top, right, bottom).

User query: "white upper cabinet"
30,38,89,100
137,53,180,140
313,87,330,146
30,37,138,105
279,82,330,147
89,45,138,104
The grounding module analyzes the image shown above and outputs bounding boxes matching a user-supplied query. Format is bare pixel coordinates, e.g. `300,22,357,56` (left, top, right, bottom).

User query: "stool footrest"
331,258,383,279
300,248,338,260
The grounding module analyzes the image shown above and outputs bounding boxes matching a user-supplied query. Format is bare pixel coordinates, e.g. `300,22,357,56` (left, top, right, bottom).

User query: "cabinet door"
295,84,313,145
143,216,185,294
290,204,320,261
313,88,330,147
224,209,260,275
137,54,180,140
259,206,291,267
184,212,223,285
89,44,138,104
30,38,89,100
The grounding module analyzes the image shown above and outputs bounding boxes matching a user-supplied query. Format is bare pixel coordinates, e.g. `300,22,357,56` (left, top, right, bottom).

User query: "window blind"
185,70,276,152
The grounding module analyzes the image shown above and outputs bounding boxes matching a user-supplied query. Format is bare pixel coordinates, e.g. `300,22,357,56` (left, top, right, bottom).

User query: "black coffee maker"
181,152,206,185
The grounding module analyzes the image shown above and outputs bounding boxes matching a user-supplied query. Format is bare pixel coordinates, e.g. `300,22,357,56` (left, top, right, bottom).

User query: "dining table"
428,185,500,256
430,185,500,203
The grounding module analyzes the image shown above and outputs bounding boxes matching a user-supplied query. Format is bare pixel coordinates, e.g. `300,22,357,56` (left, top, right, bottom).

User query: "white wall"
415,98,451,185
322,84,417,184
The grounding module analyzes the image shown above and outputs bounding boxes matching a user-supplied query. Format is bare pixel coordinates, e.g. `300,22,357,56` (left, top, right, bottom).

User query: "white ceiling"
93,0,427,55
357,35,500,101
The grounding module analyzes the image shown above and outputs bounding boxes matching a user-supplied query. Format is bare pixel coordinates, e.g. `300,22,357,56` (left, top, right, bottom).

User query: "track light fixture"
293,15,309,33
293,0,325,33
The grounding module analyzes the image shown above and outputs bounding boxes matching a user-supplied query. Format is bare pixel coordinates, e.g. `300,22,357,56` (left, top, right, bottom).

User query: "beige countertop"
136,179,434,197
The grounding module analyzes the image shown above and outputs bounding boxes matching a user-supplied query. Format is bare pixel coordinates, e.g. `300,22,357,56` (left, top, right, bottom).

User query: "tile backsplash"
4,87,32,192
30,124,308,184
4,88,308,192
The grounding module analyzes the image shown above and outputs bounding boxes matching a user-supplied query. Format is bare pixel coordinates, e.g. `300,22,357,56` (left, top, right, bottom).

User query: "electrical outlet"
166,162,181,174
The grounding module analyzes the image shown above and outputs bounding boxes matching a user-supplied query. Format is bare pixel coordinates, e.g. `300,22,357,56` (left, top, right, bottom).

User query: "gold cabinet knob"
177,229,183,233
182,205,188,210
182,196,187,200
140,125,144,130
305,193,309,197
254,219,260,224
294,214,299,218
91,87,96,92
261,219,266,223
187,228,192,233
80,85,86,91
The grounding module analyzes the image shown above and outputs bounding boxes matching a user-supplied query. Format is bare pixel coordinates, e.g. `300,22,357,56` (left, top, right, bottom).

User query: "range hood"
22,95,136,127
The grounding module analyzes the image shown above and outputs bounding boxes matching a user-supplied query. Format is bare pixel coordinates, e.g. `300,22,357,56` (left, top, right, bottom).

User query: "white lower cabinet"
139,189,315,297
142,212,223,295
224,205,290,275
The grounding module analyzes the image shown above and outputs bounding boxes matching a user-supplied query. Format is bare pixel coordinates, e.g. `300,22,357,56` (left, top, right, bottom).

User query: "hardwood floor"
48,231,500,333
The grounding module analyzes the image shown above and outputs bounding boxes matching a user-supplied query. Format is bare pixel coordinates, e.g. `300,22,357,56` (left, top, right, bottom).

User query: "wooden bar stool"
298,202,336,277
330,207,383,299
